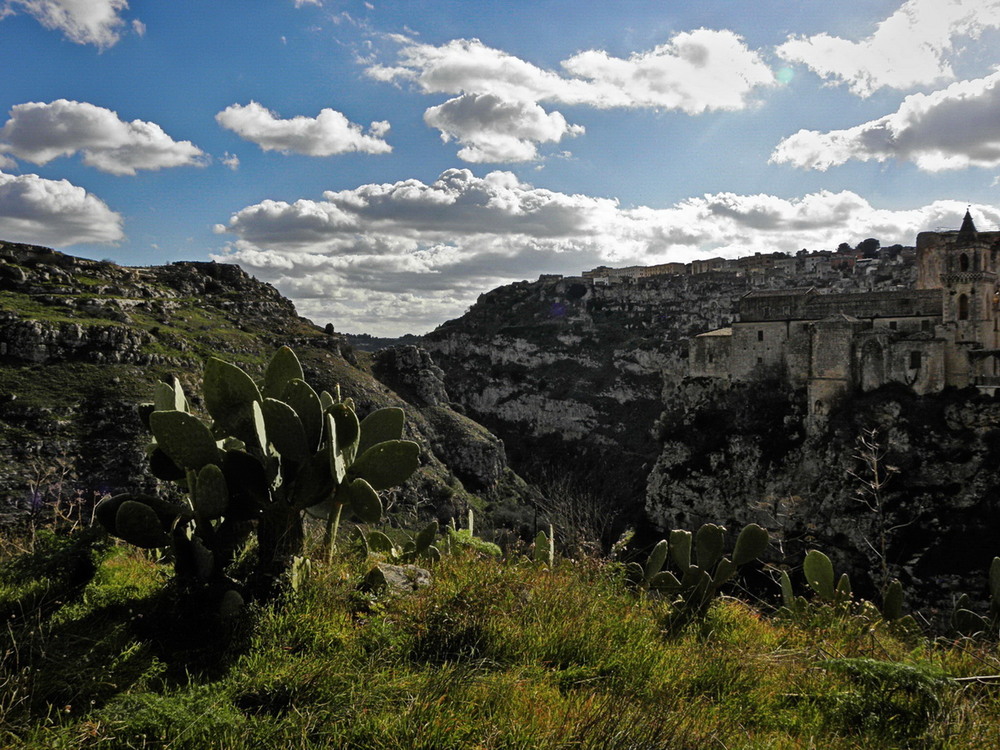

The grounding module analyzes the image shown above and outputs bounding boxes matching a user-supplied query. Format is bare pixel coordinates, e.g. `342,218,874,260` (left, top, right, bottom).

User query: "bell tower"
940,211,998,347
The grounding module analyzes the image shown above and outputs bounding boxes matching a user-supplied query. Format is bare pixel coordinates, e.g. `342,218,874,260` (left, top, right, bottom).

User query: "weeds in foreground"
4,531,1000,748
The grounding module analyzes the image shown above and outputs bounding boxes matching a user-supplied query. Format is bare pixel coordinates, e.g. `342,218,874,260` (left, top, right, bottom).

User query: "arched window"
959,293,970,320
960,253,970,271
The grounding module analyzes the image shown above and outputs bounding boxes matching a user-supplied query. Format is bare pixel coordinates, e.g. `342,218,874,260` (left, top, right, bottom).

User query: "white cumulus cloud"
4,0,130,48
776,0,1000,96
0,170,124,246
215,101,392,156
772,70,1000,171
0,99,207,176
561,28,777,113
213,169,991,336
424,94,584,162
367,32,772,162
370,32,773,112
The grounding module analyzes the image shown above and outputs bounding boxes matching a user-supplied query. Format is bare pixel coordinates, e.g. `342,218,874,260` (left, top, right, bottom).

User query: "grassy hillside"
0,242,536,530
3,514,1000,749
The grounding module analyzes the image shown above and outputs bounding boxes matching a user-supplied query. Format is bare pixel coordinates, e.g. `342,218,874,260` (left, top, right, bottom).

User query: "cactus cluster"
780,549,860,617
952,556,1000,636
95,346,420,610
355,520,442,564
443,509,502,558
780,549,912,626
628,523,769,625
802,549,855,607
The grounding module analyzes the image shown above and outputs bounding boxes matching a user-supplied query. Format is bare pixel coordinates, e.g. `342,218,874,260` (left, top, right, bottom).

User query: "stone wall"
689,329,732,379
810,317,860,382
805,289,941,319
739,289,815,322
883,336,946,395
730,321,791,379
701,267,951,411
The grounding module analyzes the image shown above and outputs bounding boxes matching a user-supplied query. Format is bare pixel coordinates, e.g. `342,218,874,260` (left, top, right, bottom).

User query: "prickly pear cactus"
801,549,856,610
354,520,442,566
784,550,915,628
95,346,421,609
952,556,1000,637
628,522,769,627
533,524,555,568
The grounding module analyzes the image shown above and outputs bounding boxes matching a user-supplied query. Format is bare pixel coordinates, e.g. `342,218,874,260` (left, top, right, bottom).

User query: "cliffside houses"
689,212,1000,420
581,245,912,286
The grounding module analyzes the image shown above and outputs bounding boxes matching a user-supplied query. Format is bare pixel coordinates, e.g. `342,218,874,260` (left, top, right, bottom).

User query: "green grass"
0,362,156,409
0,281,296,368
3,525,1000,749
0,290,125,327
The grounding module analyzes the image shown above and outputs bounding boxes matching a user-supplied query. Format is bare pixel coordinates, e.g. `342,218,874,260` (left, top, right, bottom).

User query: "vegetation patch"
6,535,1000,749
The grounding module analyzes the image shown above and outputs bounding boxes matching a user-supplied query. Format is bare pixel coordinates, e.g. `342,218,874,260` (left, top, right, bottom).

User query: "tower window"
959,293,970,320
757,330,764,341
921,319,931,331
909,351,921,369
889,321,897,330
960,253,970,271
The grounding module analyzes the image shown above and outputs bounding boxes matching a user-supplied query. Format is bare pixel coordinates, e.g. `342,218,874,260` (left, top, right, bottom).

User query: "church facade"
689,212,1000,417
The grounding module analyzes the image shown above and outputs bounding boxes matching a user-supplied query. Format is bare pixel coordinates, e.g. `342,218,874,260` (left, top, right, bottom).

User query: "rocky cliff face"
645,376,1000,611
421,262,912,519
0,241,522,528
371,345,507,491
421,273,753,514
419,255,1000,609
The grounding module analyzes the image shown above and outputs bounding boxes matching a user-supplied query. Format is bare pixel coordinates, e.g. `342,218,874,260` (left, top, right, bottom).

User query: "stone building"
689,212,1000,418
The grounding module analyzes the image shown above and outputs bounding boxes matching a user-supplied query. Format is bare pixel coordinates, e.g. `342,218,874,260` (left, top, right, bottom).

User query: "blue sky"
3,0,1000,335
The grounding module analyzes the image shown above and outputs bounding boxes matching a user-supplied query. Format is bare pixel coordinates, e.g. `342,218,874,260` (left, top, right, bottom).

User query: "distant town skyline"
3,0,1000,335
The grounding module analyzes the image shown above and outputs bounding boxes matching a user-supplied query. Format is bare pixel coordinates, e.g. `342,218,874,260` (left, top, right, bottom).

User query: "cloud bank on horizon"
213,168,1000,333
2,0,1000,335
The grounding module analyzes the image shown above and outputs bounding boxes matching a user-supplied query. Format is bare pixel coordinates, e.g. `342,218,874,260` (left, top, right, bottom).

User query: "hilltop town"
580,238,911,286
523,214,1000,425
687,212,1000,420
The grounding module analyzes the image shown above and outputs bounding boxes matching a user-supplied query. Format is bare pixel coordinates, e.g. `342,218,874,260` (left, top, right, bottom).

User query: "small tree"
849,427,900,594
95,346,420,612
856,238,881,259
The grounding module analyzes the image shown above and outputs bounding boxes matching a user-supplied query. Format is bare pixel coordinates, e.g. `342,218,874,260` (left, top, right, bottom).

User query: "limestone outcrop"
373,345,450,407
420,264,905,512
0,241,528,527
645,376,1000,612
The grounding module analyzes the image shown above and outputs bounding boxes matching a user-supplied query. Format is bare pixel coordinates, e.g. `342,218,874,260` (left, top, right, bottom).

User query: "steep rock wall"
421,271,832,511
646,377,1000,609
422,277,710,508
